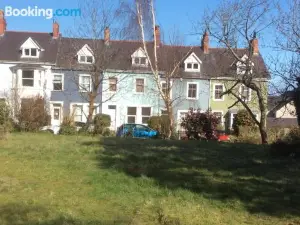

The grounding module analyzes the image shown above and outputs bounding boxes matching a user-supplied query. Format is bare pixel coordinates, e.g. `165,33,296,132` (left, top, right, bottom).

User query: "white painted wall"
275,103,296,118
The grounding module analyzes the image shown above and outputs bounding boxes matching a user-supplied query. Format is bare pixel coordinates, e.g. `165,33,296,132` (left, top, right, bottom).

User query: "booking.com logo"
4,6,81,19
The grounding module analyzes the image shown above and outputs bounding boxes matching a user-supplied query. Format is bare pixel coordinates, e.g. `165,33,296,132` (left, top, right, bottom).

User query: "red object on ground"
218,134,230,142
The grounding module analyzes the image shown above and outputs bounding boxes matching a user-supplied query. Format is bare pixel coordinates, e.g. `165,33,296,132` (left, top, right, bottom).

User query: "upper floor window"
133,57,147,66
184,52,201,72
109,78,117,92
136,78,145,93
79,75,91,92
187,82,198,99
78,55,94,64
161,81,172,98
22,70,34,87
22,48,38,58
239,85,251,102
53,74,63,91
213,84,224,101
186,63,199,71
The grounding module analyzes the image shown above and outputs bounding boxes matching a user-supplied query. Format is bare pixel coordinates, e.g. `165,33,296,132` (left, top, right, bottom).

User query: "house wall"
0,63,14,98
275,103,296,118
102,71,159,130
50,70,102,124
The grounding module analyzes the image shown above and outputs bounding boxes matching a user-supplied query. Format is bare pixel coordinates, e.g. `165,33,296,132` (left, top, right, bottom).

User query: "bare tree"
197,0,272,144
60,0,128,130
272,0,300,125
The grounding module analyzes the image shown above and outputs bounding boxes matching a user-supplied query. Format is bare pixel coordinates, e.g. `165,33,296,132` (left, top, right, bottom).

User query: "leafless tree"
60,0,128,130
196,0,273,144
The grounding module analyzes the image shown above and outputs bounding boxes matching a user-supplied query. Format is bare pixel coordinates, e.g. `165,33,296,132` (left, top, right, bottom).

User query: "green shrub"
233,110,256,135
284,127,300,143
235,126,261,144
147,115,170,139
93,114,111,134
59,115,77,135
18,96,50,132
102,128,114,137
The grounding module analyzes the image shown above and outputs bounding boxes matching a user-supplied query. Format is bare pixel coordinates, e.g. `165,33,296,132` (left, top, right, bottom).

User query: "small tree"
181,108,220,140
147,115,170,139
233,109,256,135
93,114,111,134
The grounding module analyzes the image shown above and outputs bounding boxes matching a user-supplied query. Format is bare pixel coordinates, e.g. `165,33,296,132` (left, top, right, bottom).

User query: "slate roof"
0,31,269,79
267,117,298,128
0,31,59,64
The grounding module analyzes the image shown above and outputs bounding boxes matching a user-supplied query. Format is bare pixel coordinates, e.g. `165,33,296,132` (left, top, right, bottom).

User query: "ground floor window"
73,105,83,122
127,107,137,123
142,107,151,124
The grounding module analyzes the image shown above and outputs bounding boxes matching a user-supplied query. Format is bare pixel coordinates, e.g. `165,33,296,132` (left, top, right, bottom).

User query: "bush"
180,108,219,140
93,114,111,135
0,101,13,134
59,115,77,135
18,96,50,132
233,110,256,135
235,126,261,144
147,115,171,139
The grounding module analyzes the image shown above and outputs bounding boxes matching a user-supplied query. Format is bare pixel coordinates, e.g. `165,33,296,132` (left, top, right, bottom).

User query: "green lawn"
0,133,300,225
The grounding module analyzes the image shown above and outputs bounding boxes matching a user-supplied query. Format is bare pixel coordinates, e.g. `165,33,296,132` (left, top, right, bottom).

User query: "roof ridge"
6,30,50,34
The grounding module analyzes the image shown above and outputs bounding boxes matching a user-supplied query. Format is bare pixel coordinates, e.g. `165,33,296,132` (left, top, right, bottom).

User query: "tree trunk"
84,93,96,131
166,103,174,139
259,123,268,144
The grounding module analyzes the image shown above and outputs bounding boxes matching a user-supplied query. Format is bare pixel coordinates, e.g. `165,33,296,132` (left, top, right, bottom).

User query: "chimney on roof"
0,10,7,36
104,27,110,45
52,21,60,39
250,31,259,55
155,25,161,48
201,30,209,54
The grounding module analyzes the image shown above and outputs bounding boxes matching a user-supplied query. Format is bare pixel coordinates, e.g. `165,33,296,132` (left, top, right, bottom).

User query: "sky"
0,0,288,66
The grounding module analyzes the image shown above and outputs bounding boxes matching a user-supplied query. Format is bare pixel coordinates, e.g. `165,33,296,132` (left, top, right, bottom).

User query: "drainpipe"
208,78,211,110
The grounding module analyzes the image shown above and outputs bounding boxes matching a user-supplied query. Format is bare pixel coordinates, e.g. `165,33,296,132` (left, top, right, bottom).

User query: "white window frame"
135,78,145,93
160,81,172,98
141,106,152,124
239,85,252,102
22,70,35,87
78,55,94,64
186,82,198,100
185,62,200,72
72,104,84,122
212,110,224,125
127,106,137,123
52,74,64,91
132,57,148,66
108,77,117,92
22,48,39,58
79,74,92,92
213,83,225,101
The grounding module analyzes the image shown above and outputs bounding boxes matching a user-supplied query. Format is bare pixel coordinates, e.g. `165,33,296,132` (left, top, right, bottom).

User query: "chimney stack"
52,21,60,39
201,30,209,54
155,25,161,48
250,31,259,55
104,27,110,45
0,10,7,36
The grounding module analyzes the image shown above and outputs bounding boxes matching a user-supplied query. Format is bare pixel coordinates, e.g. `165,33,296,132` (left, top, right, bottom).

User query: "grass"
0,133,300,225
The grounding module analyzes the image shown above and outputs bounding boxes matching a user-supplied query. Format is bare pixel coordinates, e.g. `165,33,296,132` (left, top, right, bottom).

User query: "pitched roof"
55,37,269,79
0,31,59,64
267,117,298,128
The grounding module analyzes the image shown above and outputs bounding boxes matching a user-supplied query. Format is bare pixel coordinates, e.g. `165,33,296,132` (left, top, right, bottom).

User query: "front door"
52,104,62,126
107,105,117,130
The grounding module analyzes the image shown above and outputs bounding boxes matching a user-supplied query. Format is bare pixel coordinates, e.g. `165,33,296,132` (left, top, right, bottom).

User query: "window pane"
136,79,144,92
108,105,116,110
187,63,192,68
22,79,34,87
109,78,117,91
193,63,199,69
53,83,62,90
80,56,85,62
31,49,37,56
127,116,135,123
142,117,150,124
127,107,136,115
54,75,62,81
140,57,146,64
54,108,60,120
161,110,168,115
214,85,223,99
142,107,151,116
134,58,139,64
25,49,30,55
87,56,93,63
188,84,197,98
22,70,34,78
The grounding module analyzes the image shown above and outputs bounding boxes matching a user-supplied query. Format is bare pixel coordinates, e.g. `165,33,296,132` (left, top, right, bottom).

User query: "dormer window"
133,57,147,66
184,52,201,72
20,37,42,58
236,55,254,75
131,47,148,67
78,55,94,64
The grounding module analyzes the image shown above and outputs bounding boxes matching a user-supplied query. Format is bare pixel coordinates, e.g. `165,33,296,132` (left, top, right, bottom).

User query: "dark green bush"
18,96,50,132
233,110,256,135
147,115,170,139
93,114,111,134
59,125,77,135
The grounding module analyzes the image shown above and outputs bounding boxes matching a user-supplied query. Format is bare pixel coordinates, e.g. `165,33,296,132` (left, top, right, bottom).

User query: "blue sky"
0,0,285,62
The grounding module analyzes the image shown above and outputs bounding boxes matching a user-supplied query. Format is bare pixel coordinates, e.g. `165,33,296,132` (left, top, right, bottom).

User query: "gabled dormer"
20,37,43,58
184,52,201,72
131,47,148,67
236,54,254,75
77,44,94,64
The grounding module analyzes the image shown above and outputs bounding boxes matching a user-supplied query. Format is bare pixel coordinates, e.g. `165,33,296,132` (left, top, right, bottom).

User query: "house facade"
0,12,269,132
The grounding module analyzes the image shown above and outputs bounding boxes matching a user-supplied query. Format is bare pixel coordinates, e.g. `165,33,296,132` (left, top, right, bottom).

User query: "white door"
52,104,62,126
107,105,117,130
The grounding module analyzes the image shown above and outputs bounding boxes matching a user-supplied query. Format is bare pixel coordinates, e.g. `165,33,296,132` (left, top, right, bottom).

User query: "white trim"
186,82,199,100
52,73,64,91
213,83,225,101
239,84,252,102
134,77,146,94
230,112,237,129
160,81,172,99
78,74,92,92
184,52,202,72
108,77,118,93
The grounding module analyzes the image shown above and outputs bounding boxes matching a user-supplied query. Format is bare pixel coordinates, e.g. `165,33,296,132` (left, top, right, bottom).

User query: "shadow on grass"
0,203,130,225
86,137,300,218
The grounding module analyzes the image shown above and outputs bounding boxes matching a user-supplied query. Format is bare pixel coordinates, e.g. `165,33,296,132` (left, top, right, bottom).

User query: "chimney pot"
250,37,259,55
104,27,110,45
52,21,60,39
0,10,7,36
155,25,161,48
201,30,209,54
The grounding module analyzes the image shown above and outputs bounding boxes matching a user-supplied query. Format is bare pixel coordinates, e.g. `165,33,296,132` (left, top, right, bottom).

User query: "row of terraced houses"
0,12,269,132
